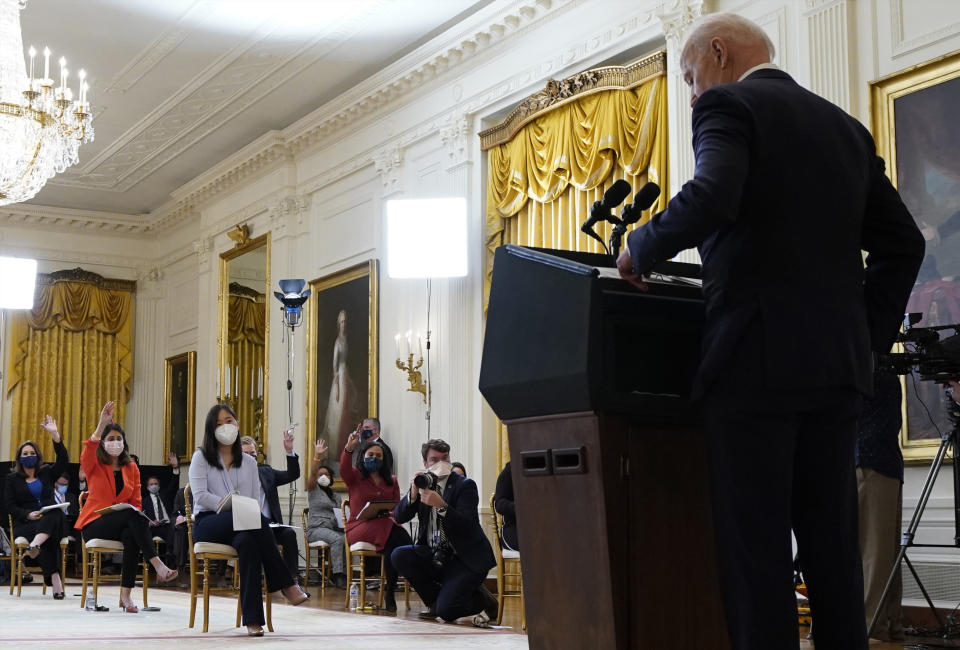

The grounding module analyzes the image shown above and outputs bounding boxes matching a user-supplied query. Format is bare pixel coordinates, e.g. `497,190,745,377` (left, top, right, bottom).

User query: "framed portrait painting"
306,261,379,481
163,351,196,463
871,51,960,461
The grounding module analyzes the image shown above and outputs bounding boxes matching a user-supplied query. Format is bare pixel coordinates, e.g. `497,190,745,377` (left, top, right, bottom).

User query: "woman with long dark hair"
305,439,346,588
340,426,412,611
75,401,179,612
4,416,69,598
188,403,308,637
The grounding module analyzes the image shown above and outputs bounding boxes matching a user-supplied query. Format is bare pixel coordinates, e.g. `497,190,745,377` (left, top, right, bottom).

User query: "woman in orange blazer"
76,401,178,612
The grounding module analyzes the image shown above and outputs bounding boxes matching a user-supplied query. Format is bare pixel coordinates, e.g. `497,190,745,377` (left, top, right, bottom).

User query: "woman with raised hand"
189,403,308,637
340,426,412,611
75,401,179,612
4,416,70,599
305,439,347,589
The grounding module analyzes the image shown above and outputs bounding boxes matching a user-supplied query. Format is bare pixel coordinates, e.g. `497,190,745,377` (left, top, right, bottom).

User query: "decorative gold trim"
226,223,251,248
869,50,960,463
478,51,667,151
305,260,379,490
39,267,136,293
218,231,270,451
163,351,196,464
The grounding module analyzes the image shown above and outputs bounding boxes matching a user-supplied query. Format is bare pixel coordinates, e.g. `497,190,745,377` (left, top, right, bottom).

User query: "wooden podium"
479,246,729,649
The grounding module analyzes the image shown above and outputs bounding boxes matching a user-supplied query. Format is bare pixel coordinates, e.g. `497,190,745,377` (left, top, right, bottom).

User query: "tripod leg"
903,555,947,632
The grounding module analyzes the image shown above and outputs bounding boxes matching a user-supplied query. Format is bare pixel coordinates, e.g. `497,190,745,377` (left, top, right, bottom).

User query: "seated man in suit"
240,431,301,584
53,472,79,537
142,452,181,567
392,439,498,626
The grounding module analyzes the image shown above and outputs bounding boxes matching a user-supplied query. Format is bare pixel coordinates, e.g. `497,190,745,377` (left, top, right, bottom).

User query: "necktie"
154,494,169,523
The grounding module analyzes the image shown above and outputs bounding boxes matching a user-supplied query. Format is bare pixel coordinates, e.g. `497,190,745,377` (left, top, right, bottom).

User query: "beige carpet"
1,586,529,649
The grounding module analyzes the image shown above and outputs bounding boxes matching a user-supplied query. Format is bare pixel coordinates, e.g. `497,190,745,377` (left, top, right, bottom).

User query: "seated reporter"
392,439,498,625
240,432,301,584
494,461,518,551
189,404,308,637
340,429,412,611
142,451,181,568
4,416,69,598
305,440,346,589
76,402,178,612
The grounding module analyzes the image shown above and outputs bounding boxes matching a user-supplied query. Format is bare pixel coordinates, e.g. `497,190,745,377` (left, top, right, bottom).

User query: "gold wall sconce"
395,330,427,403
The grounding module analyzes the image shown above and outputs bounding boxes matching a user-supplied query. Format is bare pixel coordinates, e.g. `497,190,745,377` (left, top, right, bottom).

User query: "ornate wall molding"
804,0,851,111
440,113,474,170
0,204,149,235
40,267,137,292
373,145,404,197
888,0,960,59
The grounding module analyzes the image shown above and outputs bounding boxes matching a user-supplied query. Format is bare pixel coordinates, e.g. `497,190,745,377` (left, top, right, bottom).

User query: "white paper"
40,502,70,513
230,494,262,531
333,507,345,529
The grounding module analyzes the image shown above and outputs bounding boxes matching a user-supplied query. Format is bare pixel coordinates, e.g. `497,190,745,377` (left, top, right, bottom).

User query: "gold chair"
2,519,12,596
491,493,525,629
301,507,329,592
184,484,272,633
10,514,47,597
60,535,76,579
77,492,150,608
340,500,409,611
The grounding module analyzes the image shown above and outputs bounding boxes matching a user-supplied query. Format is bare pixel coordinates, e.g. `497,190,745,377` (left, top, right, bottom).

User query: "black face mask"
361,429,375,442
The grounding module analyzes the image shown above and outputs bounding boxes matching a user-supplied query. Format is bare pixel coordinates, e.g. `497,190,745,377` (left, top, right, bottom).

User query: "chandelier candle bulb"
43,46,49,80
406,330,412,358
394,333,400,360
27,46,35,81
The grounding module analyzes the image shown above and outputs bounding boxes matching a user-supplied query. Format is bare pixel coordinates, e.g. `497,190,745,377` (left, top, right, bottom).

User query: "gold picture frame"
305,260,379,485
163,351,196,463
871,50,960,462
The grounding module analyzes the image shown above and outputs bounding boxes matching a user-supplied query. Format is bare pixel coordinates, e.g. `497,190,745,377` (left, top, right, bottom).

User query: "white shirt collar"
738,62,780,82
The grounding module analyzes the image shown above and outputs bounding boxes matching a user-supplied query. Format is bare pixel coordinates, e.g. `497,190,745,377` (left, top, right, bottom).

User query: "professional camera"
432,542,454,569
414,471,438,490
876,313,960,382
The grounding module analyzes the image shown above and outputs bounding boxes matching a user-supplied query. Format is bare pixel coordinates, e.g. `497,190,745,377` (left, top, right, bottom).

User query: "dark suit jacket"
142,470,179,523
257,454,300,525
394,471,496,575
4,440,69,525
627,69,925,398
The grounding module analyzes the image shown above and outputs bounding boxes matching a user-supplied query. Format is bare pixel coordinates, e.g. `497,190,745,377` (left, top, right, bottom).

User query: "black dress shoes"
418,605,438,619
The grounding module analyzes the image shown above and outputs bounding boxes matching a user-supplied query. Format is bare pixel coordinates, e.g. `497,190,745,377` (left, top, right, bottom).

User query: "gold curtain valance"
227,282,266,346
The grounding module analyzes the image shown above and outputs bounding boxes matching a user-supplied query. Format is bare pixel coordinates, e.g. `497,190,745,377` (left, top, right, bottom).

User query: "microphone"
581,180,632,252
619,181,661,225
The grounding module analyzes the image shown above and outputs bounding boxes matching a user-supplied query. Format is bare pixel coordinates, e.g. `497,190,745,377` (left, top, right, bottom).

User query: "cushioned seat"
193,542,237,556
14,537,29,546
60,536,75,545
349,541,377,552
308,540,329,548
502,549,520,559
84,538,124,551
152,536,165,543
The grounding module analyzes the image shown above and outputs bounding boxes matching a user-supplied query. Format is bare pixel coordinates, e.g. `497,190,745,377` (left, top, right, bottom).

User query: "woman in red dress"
340,427,412,611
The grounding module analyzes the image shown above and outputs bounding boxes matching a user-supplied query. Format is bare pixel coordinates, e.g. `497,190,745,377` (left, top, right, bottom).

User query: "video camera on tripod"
875,313,960,384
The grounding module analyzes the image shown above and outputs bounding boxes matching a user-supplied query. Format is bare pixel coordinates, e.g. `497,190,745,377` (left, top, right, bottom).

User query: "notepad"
95,502,151,521
217,493,261,531
356,500,396,521
40,502,70,513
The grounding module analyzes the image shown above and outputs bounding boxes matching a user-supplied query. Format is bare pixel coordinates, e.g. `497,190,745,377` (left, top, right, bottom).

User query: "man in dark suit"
142,453,181,568
616,13,924,650
391,439,498,626
240,431,301,583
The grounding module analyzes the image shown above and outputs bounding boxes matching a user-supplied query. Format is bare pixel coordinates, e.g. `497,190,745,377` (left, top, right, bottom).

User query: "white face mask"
428,460,453,478
215,423,239,445
317,475,331,488
104,440,124,457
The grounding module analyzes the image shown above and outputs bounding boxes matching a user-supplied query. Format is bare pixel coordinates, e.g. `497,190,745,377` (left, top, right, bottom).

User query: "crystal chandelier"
0,0,93,206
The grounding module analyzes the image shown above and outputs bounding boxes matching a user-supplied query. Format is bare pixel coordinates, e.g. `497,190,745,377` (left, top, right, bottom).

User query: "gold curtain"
6,269,135,459
226,287,266,436
483,65,669,468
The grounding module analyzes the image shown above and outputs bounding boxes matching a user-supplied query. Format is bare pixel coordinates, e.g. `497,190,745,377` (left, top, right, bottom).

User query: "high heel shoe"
281,585,309,606
247,624,264,637
156,566,179,584
52,592,65,600
118,599,138,613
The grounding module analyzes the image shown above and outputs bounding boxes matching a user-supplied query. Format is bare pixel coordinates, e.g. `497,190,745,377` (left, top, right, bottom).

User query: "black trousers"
149,521,175,565
270,525,299,581
81,509,158,588
391,544,487,621
194,511,294,626
702,336,866,650
172,523,188,572
14,509,64,585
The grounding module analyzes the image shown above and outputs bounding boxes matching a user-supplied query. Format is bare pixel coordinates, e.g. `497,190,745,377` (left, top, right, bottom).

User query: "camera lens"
414,474,430,489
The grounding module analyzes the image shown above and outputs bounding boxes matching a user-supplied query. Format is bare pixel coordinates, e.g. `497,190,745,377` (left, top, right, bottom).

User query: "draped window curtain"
227,284,266,437
5,269,135,460
483,57,669,468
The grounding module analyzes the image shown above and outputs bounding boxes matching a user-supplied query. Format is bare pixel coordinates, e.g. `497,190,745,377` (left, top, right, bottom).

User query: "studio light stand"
273,279,310,525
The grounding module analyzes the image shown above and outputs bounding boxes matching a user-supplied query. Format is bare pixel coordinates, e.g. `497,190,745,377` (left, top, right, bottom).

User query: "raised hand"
93,401,116,439
314,439,328,460
344,429,360,453
283,427,295,453
168,450,179,468
40,415,60,442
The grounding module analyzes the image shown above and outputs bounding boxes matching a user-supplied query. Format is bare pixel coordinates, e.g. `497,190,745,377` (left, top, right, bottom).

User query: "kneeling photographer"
392,439,498,626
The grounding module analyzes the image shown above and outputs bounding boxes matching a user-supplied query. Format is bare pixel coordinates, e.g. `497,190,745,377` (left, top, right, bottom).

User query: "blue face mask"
363,456,382,473
57,484,68,495
20,455,38,469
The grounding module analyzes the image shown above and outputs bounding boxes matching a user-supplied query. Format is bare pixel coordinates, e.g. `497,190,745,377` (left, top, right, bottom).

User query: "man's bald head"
679,13,775,106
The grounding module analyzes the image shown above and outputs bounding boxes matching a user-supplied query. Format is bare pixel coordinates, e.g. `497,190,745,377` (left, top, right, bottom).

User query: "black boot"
383,579,398,612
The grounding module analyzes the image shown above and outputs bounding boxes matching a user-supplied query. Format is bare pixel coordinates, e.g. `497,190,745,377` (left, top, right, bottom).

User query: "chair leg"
92,552,101,609
496,561,505,624
15,547,23,597
344,549,352,609
321,547,327,594
188,557,198,628
9,554,14,595
359,555,367,611
202,560,211,633
377,555,386,609
142,560,149,607
80,547,89,608
265,575,273,633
